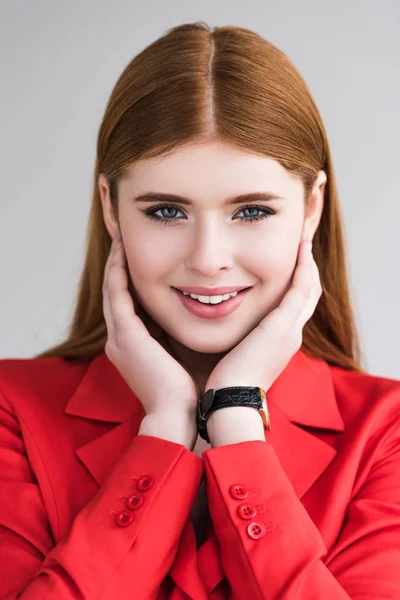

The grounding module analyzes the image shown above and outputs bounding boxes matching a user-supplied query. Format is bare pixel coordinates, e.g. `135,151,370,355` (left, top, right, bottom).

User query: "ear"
98,173,119,239
302,170,327,242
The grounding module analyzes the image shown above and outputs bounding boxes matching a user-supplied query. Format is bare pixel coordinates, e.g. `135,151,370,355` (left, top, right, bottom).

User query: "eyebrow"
133,191,285,205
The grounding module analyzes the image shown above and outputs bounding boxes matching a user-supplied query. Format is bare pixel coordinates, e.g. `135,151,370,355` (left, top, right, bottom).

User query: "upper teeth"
182,291,238,304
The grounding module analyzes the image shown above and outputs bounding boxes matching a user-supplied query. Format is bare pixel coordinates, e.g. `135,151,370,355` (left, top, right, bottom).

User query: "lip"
172,286,252,320
174,285,252,295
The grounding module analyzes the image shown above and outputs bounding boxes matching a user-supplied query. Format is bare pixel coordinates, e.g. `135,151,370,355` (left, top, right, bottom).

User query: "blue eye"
143,203,276,225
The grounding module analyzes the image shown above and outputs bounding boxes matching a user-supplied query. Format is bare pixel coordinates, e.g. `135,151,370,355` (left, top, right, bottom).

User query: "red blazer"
0,349,400,599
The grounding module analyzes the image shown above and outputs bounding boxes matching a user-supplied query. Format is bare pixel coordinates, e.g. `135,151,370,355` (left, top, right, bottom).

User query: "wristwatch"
196,386,271,443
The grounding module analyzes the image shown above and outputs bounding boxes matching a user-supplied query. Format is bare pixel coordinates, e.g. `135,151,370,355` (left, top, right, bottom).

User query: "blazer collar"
66,352,145,423
65,349,344,498
66,348,344,432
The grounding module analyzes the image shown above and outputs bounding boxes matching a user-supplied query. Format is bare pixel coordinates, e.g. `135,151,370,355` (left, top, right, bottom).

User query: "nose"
184,218,234,276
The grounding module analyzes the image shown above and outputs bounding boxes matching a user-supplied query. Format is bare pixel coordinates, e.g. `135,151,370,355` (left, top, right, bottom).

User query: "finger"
125,269,172,347
127,277,150,327
293,242,322,321
106,235,148,342
102,236,118,334
105,236,167,347
296,267,322,325
102,235,120,339
127,280,163,343
276,241,321,327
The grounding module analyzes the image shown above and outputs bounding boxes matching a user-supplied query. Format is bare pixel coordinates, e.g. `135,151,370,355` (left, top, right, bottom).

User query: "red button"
247,521,266,539
115,511,135,527
237,502,257,520
126,492,144,510
136,475,154,491
229,484,248,500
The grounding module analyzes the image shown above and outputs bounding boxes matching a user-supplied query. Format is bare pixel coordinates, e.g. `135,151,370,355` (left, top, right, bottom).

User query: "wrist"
206,406,266,447
138,410,197,450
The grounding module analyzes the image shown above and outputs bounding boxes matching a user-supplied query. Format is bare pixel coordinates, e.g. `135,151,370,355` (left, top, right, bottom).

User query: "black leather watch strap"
196,386,264,443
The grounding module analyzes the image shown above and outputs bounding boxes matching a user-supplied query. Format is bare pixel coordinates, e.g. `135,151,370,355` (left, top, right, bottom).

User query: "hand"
102,229,200,418
205,240,322,394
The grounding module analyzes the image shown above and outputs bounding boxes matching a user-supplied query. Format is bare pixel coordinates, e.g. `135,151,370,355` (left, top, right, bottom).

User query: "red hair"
35,22,365,373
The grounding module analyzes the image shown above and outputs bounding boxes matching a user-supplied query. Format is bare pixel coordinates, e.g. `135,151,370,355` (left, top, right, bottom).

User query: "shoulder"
0,356,90,417
329,362,400,435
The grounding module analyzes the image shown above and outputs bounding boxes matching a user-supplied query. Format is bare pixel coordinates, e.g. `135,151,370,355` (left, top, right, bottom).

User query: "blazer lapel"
266,349,345,499
64,349,345,599
65,353,146,487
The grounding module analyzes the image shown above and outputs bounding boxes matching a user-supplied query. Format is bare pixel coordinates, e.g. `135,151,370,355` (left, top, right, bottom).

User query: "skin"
99,140,326,395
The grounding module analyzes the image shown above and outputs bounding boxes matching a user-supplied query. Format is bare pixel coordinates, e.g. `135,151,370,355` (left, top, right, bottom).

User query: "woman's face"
99,141,325,354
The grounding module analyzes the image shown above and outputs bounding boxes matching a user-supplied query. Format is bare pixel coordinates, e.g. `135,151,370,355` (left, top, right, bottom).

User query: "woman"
1,21,399,599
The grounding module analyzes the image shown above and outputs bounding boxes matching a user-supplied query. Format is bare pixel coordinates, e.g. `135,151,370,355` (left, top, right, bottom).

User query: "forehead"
120,141,302,200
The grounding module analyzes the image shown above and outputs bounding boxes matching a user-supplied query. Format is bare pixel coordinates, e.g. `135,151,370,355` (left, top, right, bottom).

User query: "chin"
166,328,244,354
189,340,235,354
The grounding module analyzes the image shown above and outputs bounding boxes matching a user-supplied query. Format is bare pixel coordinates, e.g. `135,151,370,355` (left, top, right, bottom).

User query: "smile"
172,287,252,320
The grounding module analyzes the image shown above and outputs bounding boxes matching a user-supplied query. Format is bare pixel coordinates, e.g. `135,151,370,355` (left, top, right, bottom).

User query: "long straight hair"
35,22,365,373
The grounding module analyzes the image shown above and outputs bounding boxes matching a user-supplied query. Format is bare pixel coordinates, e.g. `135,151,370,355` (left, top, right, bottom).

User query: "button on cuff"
237,502,257,520
115,511,135,527
247,521,266,539
137,475,154,491
126,492,144,510
229,484,248,500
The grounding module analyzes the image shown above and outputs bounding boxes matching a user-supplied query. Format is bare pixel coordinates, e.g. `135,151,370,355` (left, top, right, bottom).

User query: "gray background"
0,0,399,378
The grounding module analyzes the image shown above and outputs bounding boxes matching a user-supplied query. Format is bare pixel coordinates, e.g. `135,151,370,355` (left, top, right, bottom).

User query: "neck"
164,334,227,394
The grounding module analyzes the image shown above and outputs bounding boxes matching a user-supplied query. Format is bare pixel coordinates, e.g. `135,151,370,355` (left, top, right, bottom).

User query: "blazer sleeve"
202,418,400,599
0,388,203,600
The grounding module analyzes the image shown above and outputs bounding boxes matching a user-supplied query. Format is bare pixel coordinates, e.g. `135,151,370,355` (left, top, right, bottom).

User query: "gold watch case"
259,387,271,432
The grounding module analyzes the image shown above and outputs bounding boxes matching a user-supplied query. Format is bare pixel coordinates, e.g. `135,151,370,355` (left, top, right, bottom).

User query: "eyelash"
143,203,276,225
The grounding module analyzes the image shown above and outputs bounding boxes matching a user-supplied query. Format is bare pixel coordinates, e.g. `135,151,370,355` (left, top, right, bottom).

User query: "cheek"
123,234,177,284
246,234,299,284
243,238,299,320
